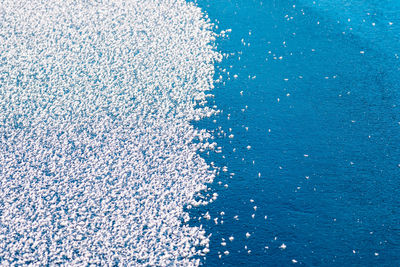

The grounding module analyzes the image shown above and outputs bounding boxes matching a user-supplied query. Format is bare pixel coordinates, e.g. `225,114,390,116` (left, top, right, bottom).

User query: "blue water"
190,0,400,265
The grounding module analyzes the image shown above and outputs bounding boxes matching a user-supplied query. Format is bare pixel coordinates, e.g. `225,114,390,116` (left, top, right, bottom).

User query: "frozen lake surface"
0,0,219,265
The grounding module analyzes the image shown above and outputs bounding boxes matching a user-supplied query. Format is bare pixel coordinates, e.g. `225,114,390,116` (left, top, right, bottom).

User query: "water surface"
191,0,400,265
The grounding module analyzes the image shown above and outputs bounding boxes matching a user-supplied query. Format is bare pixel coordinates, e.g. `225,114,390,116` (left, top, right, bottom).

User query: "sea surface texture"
0,0,219,265
191,0,400,266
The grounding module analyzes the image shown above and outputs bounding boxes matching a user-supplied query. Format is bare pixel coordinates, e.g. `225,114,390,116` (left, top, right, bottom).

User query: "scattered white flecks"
234,215,239,220
258,172,261,178
224,251,230,255
353,250,356,254
375,252,379,256
252,214,255,219
304,154,309,157
306,176,310,179
229,236,234,242
220,211,225,216
253,206,257,211
221,242,227,247
247,145,252,150
264,216,268,220
213,193,219,200
277,98,280,102
250,199,255,203
246,232,251,238
360,51,365,54
292,259,298,263
389,22,393,25
280,243,287,250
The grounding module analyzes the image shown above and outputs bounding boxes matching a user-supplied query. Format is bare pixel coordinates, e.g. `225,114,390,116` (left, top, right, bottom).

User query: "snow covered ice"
0,0,220,265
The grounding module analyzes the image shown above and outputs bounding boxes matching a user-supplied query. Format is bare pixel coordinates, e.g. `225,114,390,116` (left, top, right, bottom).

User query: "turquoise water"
191,0,400,265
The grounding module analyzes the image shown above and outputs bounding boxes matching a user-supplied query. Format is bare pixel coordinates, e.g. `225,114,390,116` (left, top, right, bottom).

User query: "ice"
0,0,220,265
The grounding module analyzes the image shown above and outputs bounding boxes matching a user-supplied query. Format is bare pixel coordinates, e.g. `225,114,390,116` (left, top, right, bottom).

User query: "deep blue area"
190,0,400,265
